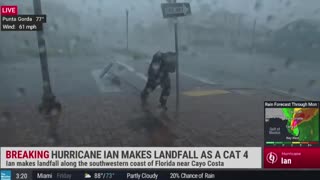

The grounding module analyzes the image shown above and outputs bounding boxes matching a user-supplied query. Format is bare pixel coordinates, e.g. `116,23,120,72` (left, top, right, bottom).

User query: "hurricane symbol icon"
266,152,278,164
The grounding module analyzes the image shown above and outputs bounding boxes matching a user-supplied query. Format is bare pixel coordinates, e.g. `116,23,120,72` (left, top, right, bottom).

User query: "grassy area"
16,47,107,58
110,47,150,60
13,47,151,64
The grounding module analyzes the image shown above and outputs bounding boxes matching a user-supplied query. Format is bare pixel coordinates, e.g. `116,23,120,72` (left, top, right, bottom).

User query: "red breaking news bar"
264,147,320,169
1,5,18,16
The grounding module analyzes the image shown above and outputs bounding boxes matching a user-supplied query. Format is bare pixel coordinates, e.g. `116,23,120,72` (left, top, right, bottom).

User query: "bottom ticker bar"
2,170,320,180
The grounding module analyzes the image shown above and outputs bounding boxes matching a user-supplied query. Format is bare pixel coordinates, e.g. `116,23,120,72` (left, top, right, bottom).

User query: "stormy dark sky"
58,0,320,29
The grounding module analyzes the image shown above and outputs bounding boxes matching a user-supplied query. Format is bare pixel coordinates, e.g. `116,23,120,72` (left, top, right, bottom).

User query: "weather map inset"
264,101,319,145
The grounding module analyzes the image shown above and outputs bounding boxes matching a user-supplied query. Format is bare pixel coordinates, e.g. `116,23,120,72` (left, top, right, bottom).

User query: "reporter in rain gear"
141,51,177,111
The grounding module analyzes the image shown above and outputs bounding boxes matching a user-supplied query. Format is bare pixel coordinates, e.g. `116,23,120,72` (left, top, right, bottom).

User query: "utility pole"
33,0,61,115
126,9,129,50
174,19,180,117
251,18,257,54
237,14,244,46
237,15,241,45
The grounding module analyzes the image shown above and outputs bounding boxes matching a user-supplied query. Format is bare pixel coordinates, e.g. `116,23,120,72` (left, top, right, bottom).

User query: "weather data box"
264,101,320,168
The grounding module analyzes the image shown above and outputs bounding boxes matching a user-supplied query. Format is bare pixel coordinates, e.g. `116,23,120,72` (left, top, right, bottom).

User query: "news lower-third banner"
0,147,262,169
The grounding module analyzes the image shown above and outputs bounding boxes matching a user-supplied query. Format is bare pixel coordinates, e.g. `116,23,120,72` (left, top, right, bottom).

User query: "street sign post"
161,2,191,117
33,0,61,115
174,21,180,117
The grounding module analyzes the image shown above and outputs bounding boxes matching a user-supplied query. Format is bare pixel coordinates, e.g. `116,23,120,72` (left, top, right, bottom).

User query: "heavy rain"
0,0,319,147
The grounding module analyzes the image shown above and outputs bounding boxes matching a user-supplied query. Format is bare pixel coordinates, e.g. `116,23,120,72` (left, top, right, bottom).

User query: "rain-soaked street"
0,52,309,147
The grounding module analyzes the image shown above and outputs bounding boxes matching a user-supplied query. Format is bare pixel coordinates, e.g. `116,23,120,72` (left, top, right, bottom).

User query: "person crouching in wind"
141,51,177,111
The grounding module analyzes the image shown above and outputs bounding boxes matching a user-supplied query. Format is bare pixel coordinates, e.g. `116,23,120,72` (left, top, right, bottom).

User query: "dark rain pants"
141,75,171,107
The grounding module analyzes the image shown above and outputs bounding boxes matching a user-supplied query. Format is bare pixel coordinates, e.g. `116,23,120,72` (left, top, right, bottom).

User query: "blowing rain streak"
0,0,319,148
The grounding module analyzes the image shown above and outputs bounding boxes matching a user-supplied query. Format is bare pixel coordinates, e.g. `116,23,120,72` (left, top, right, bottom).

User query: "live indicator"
1,5,18,16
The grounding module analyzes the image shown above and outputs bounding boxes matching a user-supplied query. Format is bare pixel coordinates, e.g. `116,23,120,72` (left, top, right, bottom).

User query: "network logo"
1,170,11,180
266,152,278,164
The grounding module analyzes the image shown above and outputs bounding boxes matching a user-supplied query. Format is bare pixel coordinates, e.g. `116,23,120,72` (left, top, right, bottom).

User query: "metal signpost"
33,0,61,115
161,1,191,117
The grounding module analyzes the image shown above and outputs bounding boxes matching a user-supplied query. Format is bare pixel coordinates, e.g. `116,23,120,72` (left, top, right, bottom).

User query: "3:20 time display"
16,173,28,179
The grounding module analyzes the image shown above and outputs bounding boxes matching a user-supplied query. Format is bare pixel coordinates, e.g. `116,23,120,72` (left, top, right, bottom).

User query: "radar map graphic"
265,108,319,142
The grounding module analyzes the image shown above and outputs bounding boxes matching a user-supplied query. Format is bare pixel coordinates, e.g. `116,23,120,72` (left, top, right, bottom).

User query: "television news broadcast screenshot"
0,0,320,179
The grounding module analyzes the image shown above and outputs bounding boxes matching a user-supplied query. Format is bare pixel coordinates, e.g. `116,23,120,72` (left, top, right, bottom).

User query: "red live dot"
1,5,18,16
